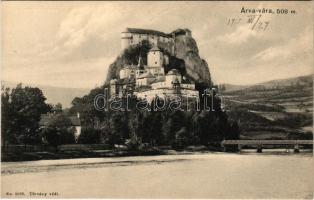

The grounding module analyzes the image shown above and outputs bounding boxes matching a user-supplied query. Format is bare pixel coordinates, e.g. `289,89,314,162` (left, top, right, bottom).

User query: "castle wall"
147,67,164,76
181,84,195,90
151,82,167,89
136,77,154,87
121,30,175,55
166,74,182,86
135,88,198,103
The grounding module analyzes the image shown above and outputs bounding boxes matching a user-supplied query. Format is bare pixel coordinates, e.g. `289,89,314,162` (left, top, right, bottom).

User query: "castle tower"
121,28,132,50
147,46,163,67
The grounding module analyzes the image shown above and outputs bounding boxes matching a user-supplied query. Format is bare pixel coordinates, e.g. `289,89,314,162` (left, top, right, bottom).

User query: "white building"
136,69,198,102
119,65,137,79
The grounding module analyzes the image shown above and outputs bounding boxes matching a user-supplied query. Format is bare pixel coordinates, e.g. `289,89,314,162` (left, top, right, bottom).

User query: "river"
1,152,313,199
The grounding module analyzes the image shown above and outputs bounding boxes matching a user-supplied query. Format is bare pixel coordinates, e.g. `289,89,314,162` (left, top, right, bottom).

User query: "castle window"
155,62,157,64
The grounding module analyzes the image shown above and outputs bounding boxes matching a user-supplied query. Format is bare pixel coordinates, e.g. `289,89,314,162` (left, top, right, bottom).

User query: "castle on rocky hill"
109,28,199,102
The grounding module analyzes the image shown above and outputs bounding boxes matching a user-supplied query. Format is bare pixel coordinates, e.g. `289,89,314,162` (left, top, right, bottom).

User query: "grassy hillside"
220,74,313,140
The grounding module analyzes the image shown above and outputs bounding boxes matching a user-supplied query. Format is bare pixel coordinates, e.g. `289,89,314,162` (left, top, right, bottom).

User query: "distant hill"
221,74,313,92
252,74,313,89
1,81,90,108
220,74,313,139
219,84,248,92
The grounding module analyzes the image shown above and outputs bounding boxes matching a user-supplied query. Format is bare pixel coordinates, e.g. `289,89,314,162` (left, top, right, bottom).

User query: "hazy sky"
2,1,313,88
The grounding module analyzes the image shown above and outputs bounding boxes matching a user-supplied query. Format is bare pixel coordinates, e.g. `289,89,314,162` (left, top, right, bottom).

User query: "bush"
78,127,101,144
42,114,76,147
125,136,142,151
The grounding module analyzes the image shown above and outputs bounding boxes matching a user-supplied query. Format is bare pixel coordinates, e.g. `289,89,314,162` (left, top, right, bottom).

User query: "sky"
2,1,313,89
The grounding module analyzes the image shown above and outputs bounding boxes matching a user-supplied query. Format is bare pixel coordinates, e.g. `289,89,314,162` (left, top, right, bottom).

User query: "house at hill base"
39,113,81,143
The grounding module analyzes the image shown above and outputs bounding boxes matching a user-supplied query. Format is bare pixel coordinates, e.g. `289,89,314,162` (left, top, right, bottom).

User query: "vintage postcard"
1,1,313,199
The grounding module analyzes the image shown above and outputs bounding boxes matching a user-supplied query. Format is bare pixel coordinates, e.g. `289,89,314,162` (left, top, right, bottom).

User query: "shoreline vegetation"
2,144,313,162
1,145,214,162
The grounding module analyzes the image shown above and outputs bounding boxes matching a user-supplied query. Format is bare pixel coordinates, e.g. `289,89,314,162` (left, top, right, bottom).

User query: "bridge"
221,140,313,153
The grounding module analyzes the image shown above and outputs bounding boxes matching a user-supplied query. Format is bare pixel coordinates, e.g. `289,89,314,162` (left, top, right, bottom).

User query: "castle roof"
151,77,166,84
123,65,137,69
167,69,180,75
110,79,118,84
150,46,161,52
123,28,171,37
171,28,191,35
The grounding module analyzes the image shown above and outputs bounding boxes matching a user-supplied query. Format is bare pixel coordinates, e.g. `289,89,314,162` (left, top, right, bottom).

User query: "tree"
42,114,76,147
149,112,165,145
1,87,16,145
107,112,129,145
69,86,107,127
229,121,240,140
53,103,63,113
161,110,185,146
174,127,189,148
1,84,52,145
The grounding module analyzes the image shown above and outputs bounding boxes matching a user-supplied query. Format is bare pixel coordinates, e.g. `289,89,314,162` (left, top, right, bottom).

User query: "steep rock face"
174,35,211,85
105,29,212,86
106,55,128,82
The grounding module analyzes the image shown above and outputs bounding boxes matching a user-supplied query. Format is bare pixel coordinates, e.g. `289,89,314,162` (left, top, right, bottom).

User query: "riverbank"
1,148,162,162
2,145,313,162
1,145,219,162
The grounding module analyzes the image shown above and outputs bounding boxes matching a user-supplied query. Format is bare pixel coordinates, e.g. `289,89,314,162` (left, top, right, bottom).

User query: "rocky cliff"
174,34,212,85
105,29,212,86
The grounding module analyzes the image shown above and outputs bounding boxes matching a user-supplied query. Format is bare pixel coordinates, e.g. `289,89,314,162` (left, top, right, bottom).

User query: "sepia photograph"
1,1,313,199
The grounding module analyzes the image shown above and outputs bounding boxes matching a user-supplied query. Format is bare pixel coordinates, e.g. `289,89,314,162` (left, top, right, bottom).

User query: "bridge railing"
222,140,313,145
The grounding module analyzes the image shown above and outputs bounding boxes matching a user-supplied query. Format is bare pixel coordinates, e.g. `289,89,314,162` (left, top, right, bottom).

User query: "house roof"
69,116,81,126
123,28,171,37
39,114,81,126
